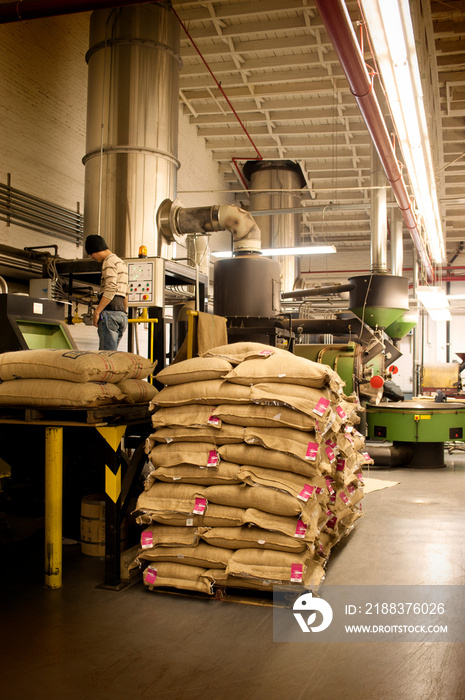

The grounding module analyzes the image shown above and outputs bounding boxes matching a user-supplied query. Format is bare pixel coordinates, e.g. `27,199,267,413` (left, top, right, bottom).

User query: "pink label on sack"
207,415,221,426
325,438,337,449
259,349,273,356
336,406,346,419
344,432,354,444
326,516,337,530
319,543,325,556
141,531,153,549
339,492,349,504
145,566,157,584
357,472,364,483
336,458,346,472
290,564,303,583
325,477,335,495
305,442,319,460
297,484,314,502
207,450,219,467
313,397,330,417
316,487,324,495
362,452,372,462
348,484,356,494
294,519,307,538
325,446,336,462
193,497,207,515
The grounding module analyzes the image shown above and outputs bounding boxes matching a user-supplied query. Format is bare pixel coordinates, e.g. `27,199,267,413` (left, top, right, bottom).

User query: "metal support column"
44,427,63,589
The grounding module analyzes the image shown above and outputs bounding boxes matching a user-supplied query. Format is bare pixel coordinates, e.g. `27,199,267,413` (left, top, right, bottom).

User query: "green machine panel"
366,401,465,443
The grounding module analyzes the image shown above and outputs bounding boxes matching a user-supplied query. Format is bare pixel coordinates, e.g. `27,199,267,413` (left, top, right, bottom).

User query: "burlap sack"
226,548,321,586
142,561,214,594
0,378,127,407
243,426,325,462
154,380,253,407
116,379,158,403
251,382,336,424
151,504,245,528
148,461,242,486
0,349,155,383
211,403,316,431
150,424,245,445
202,567,326,591
135,482,207,516
242,507,323,544
155,356,233,385
204,484,301,517
151,405,221,430
140,525,206,548
202,526,307,553
147,442,220,468
218,443,322,478
201,341,278,364
137,542,233,568
238,465,327,506
225,352,344,393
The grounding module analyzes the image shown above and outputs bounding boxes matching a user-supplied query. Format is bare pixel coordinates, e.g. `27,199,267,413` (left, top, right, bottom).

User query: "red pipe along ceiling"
0,0,158,23
314,0,434,282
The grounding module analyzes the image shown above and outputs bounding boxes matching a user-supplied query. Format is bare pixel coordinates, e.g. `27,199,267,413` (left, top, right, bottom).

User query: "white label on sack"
273,412,281,420
141,530,153,549
278,373,286,378
297,484,314,502
145,566,157,584
165,437,173,443
186,517,194,526
313,397,330,417
172,476,182,480
258,539,266,544
290,564,303,583
177,554,184,559
193,497,207,515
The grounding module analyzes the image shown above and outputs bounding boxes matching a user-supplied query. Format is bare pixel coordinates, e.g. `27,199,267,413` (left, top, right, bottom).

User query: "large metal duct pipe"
243,161,305,293
157,199,261,254
371,146,388,273
83,2,180,258
314,0,433,281
391,207,404,277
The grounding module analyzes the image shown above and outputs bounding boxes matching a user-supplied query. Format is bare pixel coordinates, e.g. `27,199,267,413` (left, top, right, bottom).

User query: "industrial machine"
0,293,76,352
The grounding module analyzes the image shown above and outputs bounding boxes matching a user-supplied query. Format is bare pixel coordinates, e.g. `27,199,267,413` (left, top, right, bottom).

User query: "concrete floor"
1,454,465,700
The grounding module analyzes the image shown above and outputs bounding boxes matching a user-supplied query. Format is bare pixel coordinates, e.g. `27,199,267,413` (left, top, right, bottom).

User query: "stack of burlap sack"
133,342,371,594
0,349,158,406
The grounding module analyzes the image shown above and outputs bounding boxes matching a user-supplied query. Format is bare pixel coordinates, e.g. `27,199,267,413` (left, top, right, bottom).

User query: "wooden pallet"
0,402,152,425
143,584,290,607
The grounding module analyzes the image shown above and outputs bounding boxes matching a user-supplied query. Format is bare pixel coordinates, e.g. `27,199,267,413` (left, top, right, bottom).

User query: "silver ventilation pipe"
243,161,305,293
157,199,261,254
391,207,404,277
83,2,181,258
371,145,388,273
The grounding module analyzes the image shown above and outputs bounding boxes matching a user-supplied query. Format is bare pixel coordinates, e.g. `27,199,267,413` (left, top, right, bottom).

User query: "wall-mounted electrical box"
124,257,165,308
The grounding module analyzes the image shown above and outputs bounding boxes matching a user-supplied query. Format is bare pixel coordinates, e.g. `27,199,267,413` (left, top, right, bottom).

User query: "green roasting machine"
0,294,76,352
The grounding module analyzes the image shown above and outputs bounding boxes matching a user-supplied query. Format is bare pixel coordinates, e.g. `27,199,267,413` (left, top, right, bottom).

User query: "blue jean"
97,310,128,351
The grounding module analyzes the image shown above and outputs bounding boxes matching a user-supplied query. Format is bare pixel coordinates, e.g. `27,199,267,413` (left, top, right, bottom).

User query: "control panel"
124,257,165,308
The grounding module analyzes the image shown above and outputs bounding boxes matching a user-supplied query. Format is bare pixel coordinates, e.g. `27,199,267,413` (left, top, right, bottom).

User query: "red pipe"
314,0,434,282
0,0,157,22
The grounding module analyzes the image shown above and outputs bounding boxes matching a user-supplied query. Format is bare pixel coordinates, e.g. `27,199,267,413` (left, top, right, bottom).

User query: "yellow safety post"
44,427,63,589
186,309,199,359
128,309,158,382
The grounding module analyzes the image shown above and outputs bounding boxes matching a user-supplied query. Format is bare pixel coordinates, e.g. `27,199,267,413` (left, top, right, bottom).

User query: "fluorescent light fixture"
211,245,337,259
416,285,451,321
360,0,445,264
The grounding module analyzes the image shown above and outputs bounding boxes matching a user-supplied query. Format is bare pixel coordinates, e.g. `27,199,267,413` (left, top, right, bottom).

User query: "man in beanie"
84,235,129,350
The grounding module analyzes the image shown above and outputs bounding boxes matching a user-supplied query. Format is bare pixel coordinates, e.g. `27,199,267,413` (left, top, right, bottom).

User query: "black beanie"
85,235,108,254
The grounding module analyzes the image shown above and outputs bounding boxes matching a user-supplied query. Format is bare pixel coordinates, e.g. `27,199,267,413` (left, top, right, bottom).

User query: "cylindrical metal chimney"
244,161,305,293
371,145,388,274
83,2,181,258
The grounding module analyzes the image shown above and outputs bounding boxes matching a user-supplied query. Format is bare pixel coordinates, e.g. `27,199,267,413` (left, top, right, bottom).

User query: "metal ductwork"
243,160,306,293
83,2,180,258
157,199,261,254
314,0,434,281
